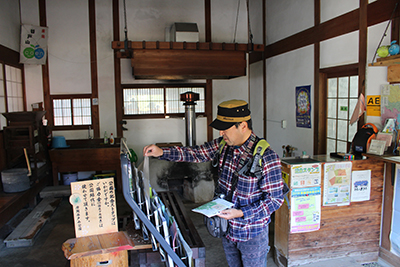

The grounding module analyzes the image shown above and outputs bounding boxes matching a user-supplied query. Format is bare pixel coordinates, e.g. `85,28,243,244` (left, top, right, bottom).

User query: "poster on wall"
19,24,48,65
296,85,312,128
290,163,321,188
323,161,352,206
290,186,321,233
381,84,400,127
350,170,371,202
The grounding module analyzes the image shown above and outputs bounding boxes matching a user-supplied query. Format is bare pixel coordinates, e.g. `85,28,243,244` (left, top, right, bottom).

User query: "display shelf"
369,54,400,66
2,111,49,184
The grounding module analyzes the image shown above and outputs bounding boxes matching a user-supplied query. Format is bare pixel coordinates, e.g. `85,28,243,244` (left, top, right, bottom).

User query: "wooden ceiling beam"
112,41,263,58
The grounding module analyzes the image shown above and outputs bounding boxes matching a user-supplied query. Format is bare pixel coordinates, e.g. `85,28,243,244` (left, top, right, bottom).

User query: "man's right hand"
143,144,163,157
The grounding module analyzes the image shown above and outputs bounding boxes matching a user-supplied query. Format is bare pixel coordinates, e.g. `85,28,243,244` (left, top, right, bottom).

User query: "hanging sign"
366,95,380,116
19,24,48,65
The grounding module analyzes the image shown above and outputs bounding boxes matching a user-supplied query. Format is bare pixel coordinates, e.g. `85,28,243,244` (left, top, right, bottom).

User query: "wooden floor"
0,175,49,229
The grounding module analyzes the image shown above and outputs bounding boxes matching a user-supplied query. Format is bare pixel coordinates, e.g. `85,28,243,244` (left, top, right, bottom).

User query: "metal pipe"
185,104,196,146
180,92,199,147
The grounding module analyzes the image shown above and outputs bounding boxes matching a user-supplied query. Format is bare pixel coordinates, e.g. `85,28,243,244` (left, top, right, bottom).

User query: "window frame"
326,74,359,154
0,63,26,110
50,94,93,131
122,83,207,119
317,64,359,155
0,49,26,129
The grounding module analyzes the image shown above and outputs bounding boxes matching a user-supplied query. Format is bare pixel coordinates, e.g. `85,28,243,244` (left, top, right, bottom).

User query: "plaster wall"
249,60,264,138
13,0,251,166
320,0,359,23
264,1,390,157
266,45,314,157
0,0,20,51
265,0,314,45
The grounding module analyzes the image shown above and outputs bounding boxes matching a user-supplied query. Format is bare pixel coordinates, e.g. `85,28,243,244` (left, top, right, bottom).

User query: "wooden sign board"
69,178,118,238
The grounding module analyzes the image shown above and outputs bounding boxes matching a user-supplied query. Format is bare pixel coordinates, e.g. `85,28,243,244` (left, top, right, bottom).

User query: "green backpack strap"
212,138,227,168
218,139,226,154
253,139,270,166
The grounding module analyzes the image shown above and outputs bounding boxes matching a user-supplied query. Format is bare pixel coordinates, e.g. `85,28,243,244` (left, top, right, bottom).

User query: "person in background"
144,99,284,267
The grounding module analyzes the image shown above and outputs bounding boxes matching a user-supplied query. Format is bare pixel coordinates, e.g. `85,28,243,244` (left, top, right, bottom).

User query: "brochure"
192,198,234,218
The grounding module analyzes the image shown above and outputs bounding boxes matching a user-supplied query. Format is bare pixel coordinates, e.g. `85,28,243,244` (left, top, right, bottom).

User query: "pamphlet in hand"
192,198,234,218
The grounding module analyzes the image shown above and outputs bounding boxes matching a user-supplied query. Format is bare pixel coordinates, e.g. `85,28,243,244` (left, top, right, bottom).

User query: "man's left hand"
218,208,243,220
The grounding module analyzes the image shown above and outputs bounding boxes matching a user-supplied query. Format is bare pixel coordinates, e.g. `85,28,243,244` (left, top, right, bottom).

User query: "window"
51,95,92,129
326,75,359,154
0,63,25,128
123,85,205,117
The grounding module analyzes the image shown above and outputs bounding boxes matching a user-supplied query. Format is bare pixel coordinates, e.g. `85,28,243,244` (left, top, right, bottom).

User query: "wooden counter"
275,157,384,266
49,139,122,192
362,154,400,267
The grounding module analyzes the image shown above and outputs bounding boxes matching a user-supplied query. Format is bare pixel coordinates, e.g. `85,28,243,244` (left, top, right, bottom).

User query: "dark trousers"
222,226,270,267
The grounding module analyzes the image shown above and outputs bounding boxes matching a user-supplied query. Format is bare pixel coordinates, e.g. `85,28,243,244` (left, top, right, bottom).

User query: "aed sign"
366,95,380,116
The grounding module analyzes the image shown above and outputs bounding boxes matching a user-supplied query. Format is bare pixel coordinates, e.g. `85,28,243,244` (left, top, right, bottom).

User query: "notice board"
69,178,118,237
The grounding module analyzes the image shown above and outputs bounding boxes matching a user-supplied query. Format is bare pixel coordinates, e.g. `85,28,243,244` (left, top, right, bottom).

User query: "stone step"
3,198,61,247
39,185,71,198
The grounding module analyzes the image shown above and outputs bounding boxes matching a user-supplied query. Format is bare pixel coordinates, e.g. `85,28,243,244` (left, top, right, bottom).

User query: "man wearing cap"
144,100,284,267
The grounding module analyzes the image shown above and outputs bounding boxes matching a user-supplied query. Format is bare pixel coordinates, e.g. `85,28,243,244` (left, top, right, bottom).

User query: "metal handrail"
120,153,186,267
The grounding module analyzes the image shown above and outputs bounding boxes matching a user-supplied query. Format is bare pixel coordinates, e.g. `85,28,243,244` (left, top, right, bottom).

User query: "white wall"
0,0,20,51
266,45,314,157
263,0,391,157
6,0,391,161
265,0,314,45
249,60,264,138
12,0,251,165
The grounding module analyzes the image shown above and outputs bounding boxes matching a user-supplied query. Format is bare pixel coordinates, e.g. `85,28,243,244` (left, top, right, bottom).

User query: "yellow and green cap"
209,100,251,130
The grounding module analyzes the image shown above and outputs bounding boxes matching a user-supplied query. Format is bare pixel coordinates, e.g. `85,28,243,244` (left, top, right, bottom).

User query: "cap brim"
209,119,235,130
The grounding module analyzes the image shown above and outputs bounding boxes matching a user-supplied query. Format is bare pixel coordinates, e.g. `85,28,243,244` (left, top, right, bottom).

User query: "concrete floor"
0,194,395,267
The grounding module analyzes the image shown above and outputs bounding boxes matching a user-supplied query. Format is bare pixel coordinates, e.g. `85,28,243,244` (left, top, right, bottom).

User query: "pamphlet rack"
120,153,187,267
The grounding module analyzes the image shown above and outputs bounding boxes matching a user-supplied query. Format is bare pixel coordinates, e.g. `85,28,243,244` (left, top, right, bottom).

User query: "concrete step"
40,185,71,198
4,198,61,247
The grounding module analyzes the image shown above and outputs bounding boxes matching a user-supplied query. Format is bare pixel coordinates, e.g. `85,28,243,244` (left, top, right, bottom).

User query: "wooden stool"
62,231,134,267
63,178,133,266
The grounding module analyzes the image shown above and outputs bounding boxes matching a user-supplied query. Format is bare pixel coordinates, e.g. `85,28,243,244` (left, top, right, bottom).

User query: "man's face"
219,123,243,146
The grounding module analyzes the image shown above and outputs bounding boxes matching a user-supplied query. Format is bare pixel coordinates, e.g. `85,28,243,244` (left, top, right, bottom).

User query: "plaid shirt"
160,132,284,242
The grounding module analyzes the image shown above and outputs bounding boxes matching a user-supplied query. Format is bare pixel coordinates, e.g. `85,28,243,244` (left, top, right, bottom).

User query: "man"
144,99,284,267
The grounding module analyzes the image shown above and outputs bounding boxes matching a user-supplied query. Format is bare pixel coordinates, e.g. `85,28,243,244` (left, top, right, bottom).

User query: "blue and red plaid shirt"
160,132,284,242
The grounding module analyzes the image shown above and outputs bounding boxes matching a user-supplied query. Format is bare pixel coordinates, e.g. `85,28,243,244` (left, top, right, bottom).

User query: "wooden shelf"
369,54,400,66
112,40,264,79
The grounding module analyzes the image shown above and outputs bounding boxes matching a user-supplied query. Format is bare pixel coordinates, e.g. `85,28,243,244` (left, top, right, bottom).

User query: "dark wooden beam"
205,0,213,141
89,0,99,138
206,80,213,142
39,0,52,127
263,0,266,139
205,0,211,43
0,45,20,67
313,0,321,155
358,0,368,128
113,0,123,138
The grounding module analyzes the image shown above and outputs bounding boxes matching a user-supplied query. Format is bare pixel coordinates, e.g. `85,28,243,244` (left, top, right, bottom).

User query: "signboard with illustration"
296,85,312,128
20,24,48,65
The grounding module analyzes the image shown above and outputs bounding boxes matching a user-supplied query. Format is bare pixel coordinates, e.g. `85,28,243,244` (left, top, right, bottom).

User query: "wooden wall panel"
131,50,246,79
